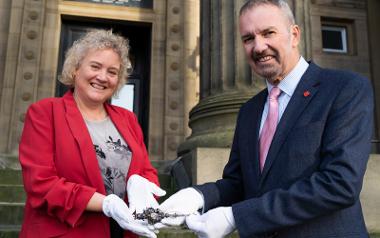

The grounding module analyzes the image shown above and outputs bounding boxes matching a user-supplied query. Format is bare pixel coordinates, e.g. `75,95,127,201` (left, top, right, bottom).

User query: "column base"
178,147,230,185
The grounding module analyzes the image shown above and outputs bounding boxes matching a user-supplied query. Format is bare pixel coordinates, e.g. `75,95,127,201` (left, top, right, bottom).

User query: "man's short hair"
239,0,295,25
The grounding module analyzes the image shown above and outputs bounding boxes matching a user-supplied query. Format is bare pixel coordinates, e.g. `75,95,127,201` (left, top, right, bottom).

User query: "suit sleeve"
19,102,96,227
232,75,374,236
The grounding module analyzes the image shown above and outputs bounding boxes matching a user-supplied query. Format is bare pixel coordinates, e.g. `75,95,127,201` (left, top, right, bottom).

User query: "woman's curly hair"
60,29,131,95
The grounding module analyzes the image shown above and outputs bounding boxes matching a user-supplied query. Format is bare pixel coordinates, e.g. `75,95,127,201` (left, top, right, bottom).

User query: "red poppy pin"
303,90,310,97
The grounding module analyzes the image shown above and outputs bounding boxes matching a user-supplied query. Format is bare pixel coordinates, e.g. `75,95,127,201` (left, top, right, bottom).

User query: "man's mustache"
251,50,278,62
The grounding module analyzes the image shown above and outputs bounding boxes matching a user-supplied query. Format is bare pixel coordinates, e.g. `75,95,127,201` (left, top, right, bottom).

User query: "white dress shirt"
259,57,309,135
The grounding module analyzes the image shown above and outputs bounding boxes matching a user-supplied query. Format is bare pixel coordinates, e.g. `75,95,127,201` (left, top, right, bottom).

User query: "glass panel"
322,25,347,53
65,0,153,9
111,84,135,111
323,30,342,49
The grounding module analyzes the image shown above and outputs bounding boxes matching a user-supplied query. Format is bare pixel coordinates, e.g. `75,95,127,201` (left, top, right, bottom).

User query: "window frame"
321,25,348,53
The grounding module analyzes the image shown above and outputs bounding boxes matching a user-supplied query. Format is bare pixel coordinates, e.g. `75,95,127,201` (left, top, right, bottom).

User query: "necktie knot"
269,87,281,100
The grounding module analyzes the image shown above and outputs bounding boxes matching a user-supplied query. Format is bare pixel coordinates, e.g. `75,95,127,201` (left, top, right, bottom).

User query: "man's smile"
255,55,275,63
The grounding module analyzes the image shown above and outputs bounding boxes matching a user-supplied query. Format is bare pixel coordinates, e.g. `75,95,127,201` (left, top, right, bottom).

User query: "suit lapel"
248,90,268,179
63,91,106,194
259,63,322,183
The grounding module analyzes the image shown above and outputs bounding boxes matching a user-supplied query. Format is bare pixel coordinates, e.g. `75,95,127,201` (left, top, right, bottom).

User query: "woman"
19,30,165,238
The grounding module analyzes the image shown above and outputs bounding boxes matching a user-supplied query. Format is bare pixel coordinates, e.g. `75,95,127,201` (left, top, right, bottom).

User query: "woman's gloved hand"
102,194,157,238
127,174,166,214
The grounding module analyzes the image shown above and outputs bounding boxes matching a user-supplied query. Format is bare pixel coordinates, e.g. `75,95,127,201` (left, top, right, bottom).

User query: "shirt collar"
266,56,309,97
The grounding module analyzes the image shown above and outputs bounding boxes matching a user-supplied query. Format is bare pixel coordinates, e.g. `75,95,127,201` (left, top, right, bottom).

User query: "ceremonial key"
134,207,187,225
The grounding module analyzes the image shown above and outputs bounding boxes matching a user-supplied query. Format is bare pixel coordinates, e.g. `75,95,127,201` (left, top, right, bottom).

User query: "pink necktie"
259,87,281,171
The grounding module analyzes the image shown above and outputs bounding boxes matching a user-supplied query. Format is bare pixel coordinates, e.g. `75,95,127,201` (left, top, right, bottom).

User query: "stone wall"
0,0,200,162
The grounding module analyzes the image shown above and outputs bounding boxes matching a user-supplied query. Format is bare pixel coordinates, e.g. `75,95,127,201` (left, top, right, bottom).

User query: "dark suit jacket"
19,91,158,238
195,63,373,238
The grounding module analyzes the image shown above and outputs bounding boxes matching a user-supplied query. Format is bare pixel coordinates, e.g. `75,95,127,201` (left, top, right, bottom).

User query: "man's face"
239,4,300,84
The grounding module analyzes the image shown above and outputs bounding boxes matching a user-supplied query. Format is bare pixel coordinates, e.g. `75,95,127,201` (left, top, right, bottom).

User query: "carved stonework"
0,0,47,153
311,0,365,9
64,0,153,8
178,0,264,153
162,0,183,159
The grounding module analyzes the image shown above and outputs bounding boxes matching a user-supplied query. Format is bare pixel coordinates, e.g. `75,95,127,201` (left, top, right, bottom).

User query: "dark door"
56,16,151,144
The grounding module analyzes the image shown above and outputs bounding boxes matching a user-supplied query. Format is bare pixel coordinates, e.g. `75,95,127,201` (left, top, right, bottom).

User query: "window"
321,25,347,53
320,17,356,55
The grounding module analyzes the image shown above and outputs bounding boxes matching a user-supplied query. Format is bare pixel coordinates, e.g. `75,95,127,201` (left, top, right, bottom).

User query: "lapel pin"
303,90,310,97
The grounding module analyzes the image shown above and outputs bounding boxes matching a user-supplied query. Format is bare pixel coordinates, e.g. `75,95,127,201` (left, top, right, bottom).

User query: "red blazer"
19,91,159,238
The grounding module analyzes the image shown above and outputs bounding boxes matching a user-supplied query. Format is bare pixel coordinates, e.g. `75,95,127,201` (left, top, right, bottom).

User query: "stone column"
162,0,200,162
178,0,265,185
176,0,310,185
293,0,312,59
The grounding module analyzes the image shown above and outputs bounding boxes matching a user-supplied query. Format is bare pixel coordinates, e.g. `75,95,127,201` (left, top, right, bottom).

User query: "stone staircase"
0,157,200,237
0,155,24,238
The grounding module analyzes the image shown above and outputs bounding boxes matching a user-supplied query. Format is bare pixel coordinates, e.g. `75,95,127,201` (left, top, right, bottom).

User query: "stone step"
157,228,197,238
0,225,20,238
0,169,23,185
0,185,25,203
0,202,24,226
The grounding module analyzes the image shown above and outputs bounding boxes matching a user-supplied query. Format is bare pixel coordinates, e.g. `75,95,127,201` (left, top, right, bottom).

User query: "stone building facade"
0,0,201,163
1,0,379,161
0,0,379,235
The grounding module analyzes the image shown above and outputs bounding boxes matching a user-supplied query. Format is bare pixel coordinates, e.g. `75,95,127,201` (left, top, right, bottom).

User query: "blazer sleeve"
232,74,374,236
19,101,96,227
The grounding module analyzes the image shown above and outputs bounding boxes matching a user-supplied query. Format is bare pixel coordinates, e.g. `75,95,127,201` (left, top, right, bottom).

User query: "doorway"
56,16,152,144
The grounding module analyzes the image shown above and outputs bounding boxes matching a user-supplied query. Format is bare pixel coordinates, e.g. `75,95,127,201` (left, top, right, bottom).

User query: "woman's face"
73,48,121,107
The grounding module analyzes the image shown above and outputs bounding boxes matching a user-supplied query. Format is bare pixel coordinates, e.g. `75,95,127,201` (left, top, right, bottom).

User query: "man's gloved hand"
127,174,166,213
102,194,157,238
186,206,236,238
156,187,204,227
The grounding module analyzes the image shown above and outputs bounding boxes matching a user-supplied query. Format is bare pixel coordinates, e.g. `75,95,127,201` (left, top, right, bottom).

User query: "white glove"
186,207,236,238
127,174,166,213
157,187,204,227
102,194,157,238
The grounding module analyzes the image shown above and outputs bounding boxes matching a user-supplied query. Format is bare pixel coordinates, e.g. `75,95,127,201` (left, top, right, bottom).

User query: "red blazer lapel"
62,91,106,194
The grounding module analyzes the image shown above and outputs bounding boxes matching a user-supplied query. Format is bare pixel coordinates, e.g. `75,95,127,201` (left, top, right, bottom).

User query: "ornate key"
134,207,187,225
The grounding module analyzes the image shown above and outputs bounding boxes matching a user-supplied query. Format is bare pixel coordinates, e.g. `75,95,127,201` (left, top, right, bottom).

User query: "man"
157,0,373,237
